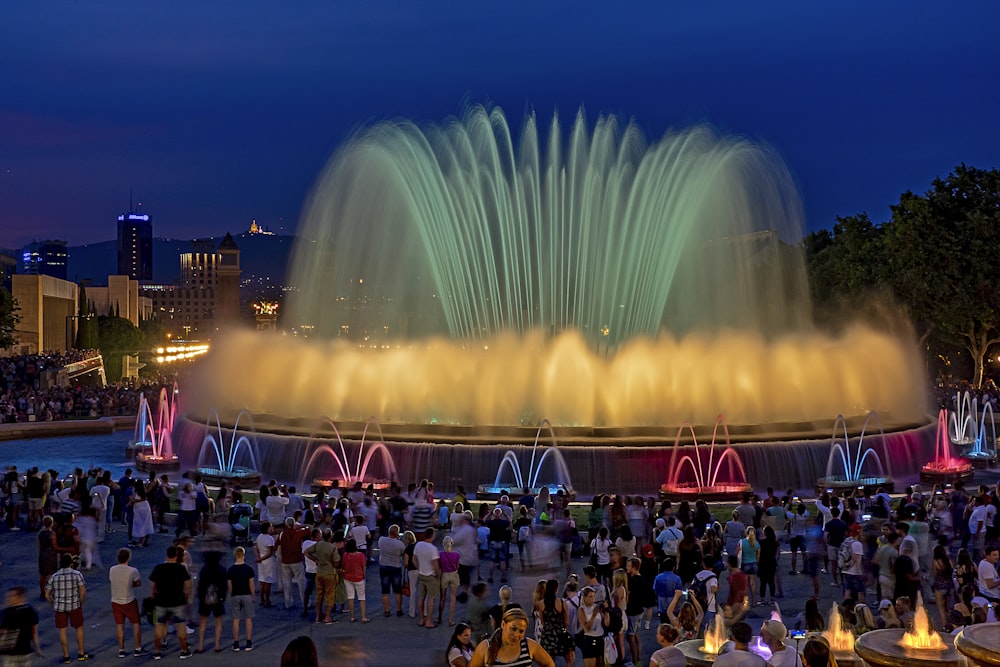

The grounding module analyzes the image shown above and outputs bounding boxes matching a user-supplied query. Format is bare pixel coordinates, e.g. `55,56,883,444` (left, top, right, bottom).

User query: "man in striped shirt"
45,553,92,663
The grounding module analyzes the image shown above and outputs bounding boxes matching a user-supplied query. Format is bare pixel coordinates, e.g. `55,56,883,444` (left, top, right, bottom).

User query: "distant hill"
67,233,297,290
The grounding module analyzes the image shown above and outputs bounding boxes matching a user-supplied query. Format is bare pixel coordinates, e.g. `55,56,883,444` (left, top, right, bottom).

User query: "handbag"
604,634,619,664
401,578,411,596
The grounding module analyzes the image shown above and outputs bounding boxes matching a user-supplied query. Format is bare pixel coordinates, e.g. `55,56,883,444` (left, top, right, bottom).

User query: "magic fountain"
134,384,180,473
823,603,862,667
816,413,894,495
477,420,574,499
676,614,727,667
185,105,930,492
950,391,998,467
921,409,974,484
301,417,398,494
660,415,751,501
854,593,963,667
195,409,262,488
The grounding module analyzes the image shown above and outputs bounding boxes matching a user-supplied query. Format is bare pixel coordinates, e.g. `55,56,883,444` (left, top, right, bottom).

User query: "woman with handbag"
536,579,575,667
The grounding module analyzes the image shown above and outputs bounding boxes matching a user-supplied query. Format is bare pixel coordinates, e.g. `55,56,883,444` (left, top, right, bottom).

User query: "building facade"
20,240,68,280
117,212,153,280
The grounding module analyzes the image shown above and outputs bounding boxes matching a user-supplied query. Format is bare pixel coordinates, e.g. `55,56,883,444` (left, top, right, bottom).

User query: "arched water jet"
920,409,973,484
301,417,398,493
660,415,751,501
949,391,977,446
477,419,575,499
195,409,262,488
816,412,893,494
135,383,181,473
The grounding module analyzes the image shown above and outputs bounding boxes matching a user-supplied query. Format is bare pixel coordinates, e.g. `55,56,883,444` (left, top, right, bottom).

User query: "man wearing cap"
760,620,798,667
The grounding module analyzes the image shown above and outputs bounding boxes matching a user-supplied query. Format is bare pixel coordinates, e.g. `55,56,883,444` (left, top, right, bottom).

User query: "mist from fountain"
192,105,927,430
661,415,750,498
301,417,398,490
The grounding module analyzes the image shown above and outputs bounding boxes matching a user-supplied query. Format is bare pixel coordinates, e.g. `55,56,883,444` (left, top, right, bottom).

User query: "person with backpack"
514,506,533,573
657,517,684,562
838,523,866,604
691,557,719,632
196,551,228,653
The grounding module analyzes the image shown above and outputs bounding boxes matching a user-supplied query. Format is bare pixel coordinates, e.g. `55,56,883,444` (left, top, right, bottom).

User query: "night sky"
1,2,997,249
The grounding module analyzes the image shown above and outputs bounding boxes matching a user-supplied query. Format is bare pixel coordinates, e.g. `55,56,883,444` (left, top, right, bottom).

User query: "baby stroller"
229,503,253,546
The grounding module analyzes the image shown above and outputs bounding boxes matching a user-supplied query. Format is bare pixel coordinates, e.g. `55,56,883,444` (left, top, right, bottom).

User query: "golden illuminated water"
900,593,945,650
701,615,727,654
823,603,855,653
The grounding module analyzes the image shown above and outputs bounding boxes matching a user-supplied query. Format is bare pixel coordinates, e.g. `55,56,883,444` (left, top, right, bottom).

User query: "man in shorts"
149,545,192,660
625,557,646,667
45,553,92,663
109,547,148,658
227,546,257,651
413,527,441,628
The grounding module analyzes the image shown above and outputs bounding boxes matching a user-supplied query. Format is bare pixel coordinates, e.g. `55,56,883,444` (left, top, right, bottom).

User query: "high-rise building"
117,212,153,280
20,240,68,280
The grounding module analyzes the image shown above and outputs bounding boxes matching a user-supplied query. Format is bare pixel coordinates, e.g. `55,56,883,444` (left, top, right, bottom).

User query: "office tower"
117,211,153,280
20,240,68,280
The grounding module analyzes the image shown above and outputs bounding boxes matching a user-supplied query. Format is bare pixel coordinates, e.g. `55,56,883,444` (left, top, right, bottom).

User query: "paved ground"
1,518,876,667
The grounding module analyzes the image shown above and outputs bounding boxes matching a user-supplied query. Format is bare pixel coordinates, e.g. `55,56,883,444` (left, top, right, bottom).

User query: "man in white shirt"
840,525,867,604
978,546,1000,604
760,620,797,667
264,488,289,525
91,477,111,542
413,528,441,628
109,547,148,658
968,496,988,560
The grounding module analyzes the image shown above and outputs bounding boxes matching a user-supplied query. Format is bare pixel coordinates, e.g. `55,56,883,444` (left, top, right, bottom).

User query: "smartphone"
861,514,872,521
706,523,712,531
791,630,806,640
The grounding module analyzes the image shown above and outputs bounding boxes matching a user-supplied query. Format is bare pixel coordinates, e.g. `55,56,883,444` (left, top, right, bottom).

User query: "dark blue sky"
1,2,997,248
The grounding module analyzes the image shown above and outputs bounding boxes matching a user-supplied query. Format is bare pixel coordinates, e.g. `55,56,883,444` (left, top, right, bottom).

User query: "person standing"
36,516,58,601
0,586,42,666
226,547,256,652
414,527,441,628
377,524,405,617
254,521,276,608
149,545,193,660
109,548,148,658
275,517,309,611
45,553,92,663
305,529,341,625
301,528,321,619
341,539,369,623
196,551,228,654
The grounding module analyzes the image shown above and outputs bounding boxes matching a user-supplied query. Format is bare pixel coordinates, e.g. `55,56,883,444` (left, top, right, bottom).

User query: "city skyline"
1,2,998,249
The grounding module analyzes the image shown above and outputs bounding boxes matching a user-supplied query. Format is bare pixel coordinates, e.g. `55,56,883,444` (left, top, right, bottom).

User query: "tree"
139,317,168,348
0,285,20,349
803,213,888,321
885,165,1000,386
98,315,144,381
74,283,99,350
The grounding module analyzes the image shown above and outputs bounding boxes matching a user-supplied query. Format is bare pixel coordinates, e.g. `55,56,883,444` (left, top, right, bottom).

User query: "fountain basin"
135,452,180,474
919,462,974,485
475,484,574,501
197,467,261,489
660,482,753,502
675,639,720,667
963,451,997,469
310,478,393,496
955,622,1000,667
127,441,153,460
854,629,964,667
815,475,894,496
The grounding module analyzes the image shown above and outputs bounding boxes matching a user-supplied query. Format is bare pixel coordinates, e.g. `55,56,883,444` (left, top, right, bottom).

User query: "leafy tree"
885,165,1000,386
139,317,168,348
0,285,20,349
98,315,144,381
74,283,99,350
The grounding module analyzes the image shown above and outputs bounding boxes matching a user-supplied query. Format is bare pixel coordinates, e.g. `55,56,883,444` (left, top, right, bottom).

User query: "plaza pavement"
1,517,876,667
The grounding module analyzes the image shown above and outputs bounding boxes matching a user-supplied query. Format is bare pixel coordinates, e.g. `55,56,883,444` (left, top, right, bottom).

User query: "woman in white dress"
130,484,155,547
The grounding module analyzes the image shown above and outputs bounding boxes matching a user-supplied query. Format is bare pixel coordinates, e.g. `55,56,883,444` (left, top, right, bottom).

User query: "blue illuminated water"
0,431,133,477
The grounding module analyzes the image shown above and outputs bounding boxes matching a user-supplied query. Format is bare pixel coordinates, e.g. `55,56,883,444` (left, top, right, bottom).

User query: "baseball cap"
762,620,787,640
878,599,892,610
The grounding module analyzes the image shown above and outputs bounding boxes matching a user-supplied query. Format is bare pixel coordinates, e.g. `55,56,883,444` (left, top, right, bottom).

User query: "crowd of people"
0,351,176,424
0,463,999,666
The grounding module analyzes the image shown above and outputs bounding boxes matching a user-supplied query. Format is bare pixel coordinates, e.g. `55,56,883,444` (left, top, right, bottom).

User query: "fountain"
126,392,155,459
194,409,262,488
950,391,998,467
476,420,574,500
822,603,862,667
956,622,1000,667
921,410,974,484
660,415,751,501
816,412,894,495
855,593,964,667
301,417,398,494
135,383,180,473
185,105,931,493
675,614,727,667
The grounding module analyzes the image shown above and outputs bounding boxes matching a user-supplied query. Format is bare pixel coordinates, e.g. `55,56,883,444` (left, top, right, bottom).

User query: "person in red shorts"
109,547,149,658
45,553,92,663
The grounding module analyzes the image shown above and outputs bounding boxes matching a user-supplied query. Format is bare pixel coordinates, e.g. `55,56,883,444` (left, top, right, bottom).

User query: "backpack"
690,571,713,611
662,527,682,556
838,538,856,572
204,584,219,606
518,525,532,543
